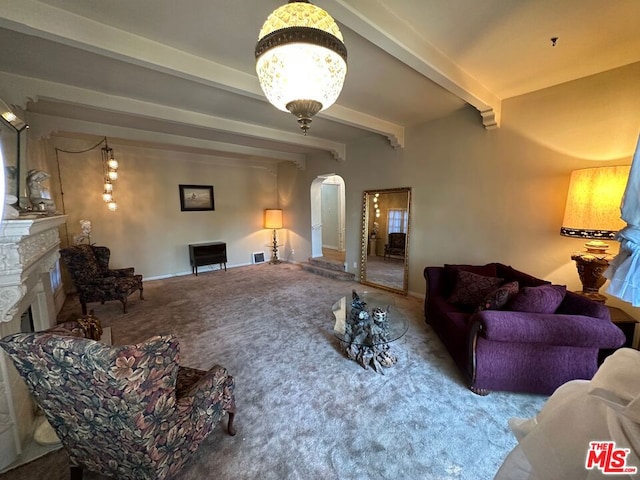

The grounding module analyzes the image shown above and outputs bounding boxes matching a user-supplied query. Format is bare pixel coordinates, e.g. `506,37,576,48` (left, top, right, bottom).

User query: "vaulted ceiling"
1,0,639,163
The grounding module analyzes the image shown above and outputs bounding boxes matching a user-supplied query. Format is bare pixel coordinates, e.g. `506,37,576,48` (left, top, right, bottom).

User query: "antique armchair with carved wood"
60,244,144,314
0,320,236,480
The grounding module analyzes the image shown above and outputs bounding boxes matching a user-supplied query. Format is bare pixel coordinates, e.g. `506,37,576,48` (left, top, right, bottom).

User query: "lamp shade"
560,166,630,240
264,209,283,229
255,0,347,134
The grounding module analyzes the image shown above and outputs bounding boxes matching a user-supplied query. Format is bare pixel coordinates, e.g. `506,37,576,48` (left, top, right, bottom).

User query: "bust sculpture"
26,169,56,213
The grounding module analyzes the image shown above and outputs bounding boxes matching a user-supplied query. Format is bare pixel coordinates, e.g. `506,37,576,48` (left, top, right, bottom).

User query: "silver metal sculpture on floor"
342,291,398,373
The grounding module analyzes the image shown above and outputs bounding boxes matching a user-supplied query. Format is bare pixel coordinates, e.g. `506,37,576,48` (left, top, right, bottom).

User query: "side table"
189,242,227,275
368,237,378,256
599,306,639,364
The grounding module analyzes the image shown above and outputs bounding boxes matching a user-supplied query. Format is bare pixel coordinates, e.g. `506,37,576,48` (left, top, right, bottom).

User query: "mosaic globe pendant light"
255,0,347,134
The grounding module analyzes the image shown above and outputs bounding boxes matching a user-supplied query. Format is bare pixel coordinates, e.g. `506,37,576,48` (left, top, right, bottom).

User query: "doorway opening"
310,174,346,264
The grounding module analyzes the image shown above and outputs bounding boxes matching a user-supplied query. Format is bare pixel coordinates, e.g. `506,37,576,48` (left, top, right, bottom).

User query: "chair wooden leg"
139,287,144,300
121,298,128,314
227,411,236,436
70,465,83,480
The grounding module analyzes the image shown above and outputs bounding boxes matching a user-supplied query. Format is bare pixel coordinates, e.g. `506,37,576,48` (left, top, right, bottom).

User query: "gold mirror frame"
360,187,411,295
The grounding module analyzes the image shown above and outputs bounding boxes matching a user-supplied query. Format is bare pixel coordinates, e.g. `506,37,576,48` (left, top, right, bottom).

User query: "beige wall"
404,63,640,312
37,136,278,279
278,63,640,319
276,136,405,269
14,62,640,320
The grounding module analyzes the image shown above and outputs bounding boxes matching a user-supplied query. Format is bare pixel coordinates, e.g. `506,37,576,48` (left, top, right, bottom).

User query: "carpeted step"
308,257,346,272
300,262,355,281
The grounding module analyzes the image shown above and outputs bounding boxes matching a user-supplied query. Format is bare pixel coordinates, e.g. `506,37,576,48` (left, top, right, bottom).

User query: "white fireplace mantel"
0,214,67,471
0,216,67,324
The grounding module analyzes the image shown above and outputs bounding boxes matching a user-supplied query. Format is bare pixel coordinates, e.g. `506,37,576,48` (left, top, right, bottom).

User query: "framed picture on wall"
252,252,266,264
179,184,215,211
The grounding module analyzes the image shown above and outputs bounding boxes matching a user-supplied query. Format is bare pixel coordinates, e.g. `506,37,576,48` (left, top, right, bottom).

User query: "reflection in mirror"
0,116,18,199
360,187,411,294
0,98,27,206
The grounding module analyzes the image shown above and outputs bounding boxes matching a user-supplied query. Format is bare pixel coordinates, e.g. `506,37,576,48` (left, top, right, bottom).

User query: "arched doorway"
310,174,345,260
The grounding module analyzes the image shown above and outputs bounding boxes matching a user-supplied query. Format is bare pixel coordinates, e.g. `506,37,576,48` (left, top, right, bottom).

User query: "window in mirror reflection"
388,209,408,234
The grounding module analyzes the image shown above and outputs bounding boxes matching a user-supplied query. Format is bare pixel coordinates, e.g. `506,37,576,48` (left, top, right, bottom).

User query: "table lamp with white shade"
560,165,630,302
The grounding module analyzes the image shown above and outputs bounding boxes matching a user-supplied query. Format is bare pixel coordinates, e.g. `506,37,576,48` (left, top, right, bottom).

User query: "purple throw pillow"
444,263,497,283
447,269,503,307
507,284,567,314
476,281,520,312
443,264,498,296
495,264,550,288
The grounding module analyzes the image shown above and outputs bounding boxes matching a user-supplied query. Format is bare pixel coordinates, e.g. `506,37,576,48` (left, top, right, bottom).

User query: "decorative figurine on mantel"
26,169,56,213
73,219,93,245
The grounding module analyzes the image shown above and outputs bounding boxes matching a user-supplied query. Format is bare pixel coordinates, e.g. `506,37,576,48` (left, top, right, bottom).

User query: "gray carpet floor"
365,256,404,291
0,263,547,480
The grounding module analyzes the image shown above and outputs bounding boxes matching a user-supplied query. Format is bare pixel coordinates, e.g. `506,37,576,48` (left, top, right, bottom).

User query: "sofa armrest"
470,310,625,349
555,291,610,320
424,267,445,296
424,267,445,320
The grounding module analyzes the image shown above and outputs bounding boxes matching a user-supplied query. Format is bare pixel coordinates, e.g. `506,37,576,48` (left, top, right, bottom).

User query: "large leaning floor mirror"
360,187,411,295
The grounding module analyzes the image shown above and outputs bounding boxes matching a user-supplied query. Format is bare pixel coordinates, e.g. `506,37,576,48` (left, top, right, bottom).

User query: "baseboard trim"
144,262,264,282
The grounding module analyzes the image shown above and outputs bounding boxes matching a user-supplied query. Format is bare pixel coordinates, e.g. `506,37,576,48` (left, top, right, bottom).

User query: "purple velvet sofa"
424,263,625,395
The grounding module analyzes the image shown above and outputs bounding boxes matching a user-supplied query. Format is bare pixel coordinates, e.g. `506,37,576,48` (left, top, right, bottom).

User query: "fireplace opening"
19,307,33,334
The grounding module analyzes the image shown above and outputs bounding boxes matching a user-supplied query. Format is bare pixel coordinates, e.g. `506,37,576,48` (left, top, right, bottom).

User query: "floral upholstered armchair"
60,244,144,314
0,320,236,480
